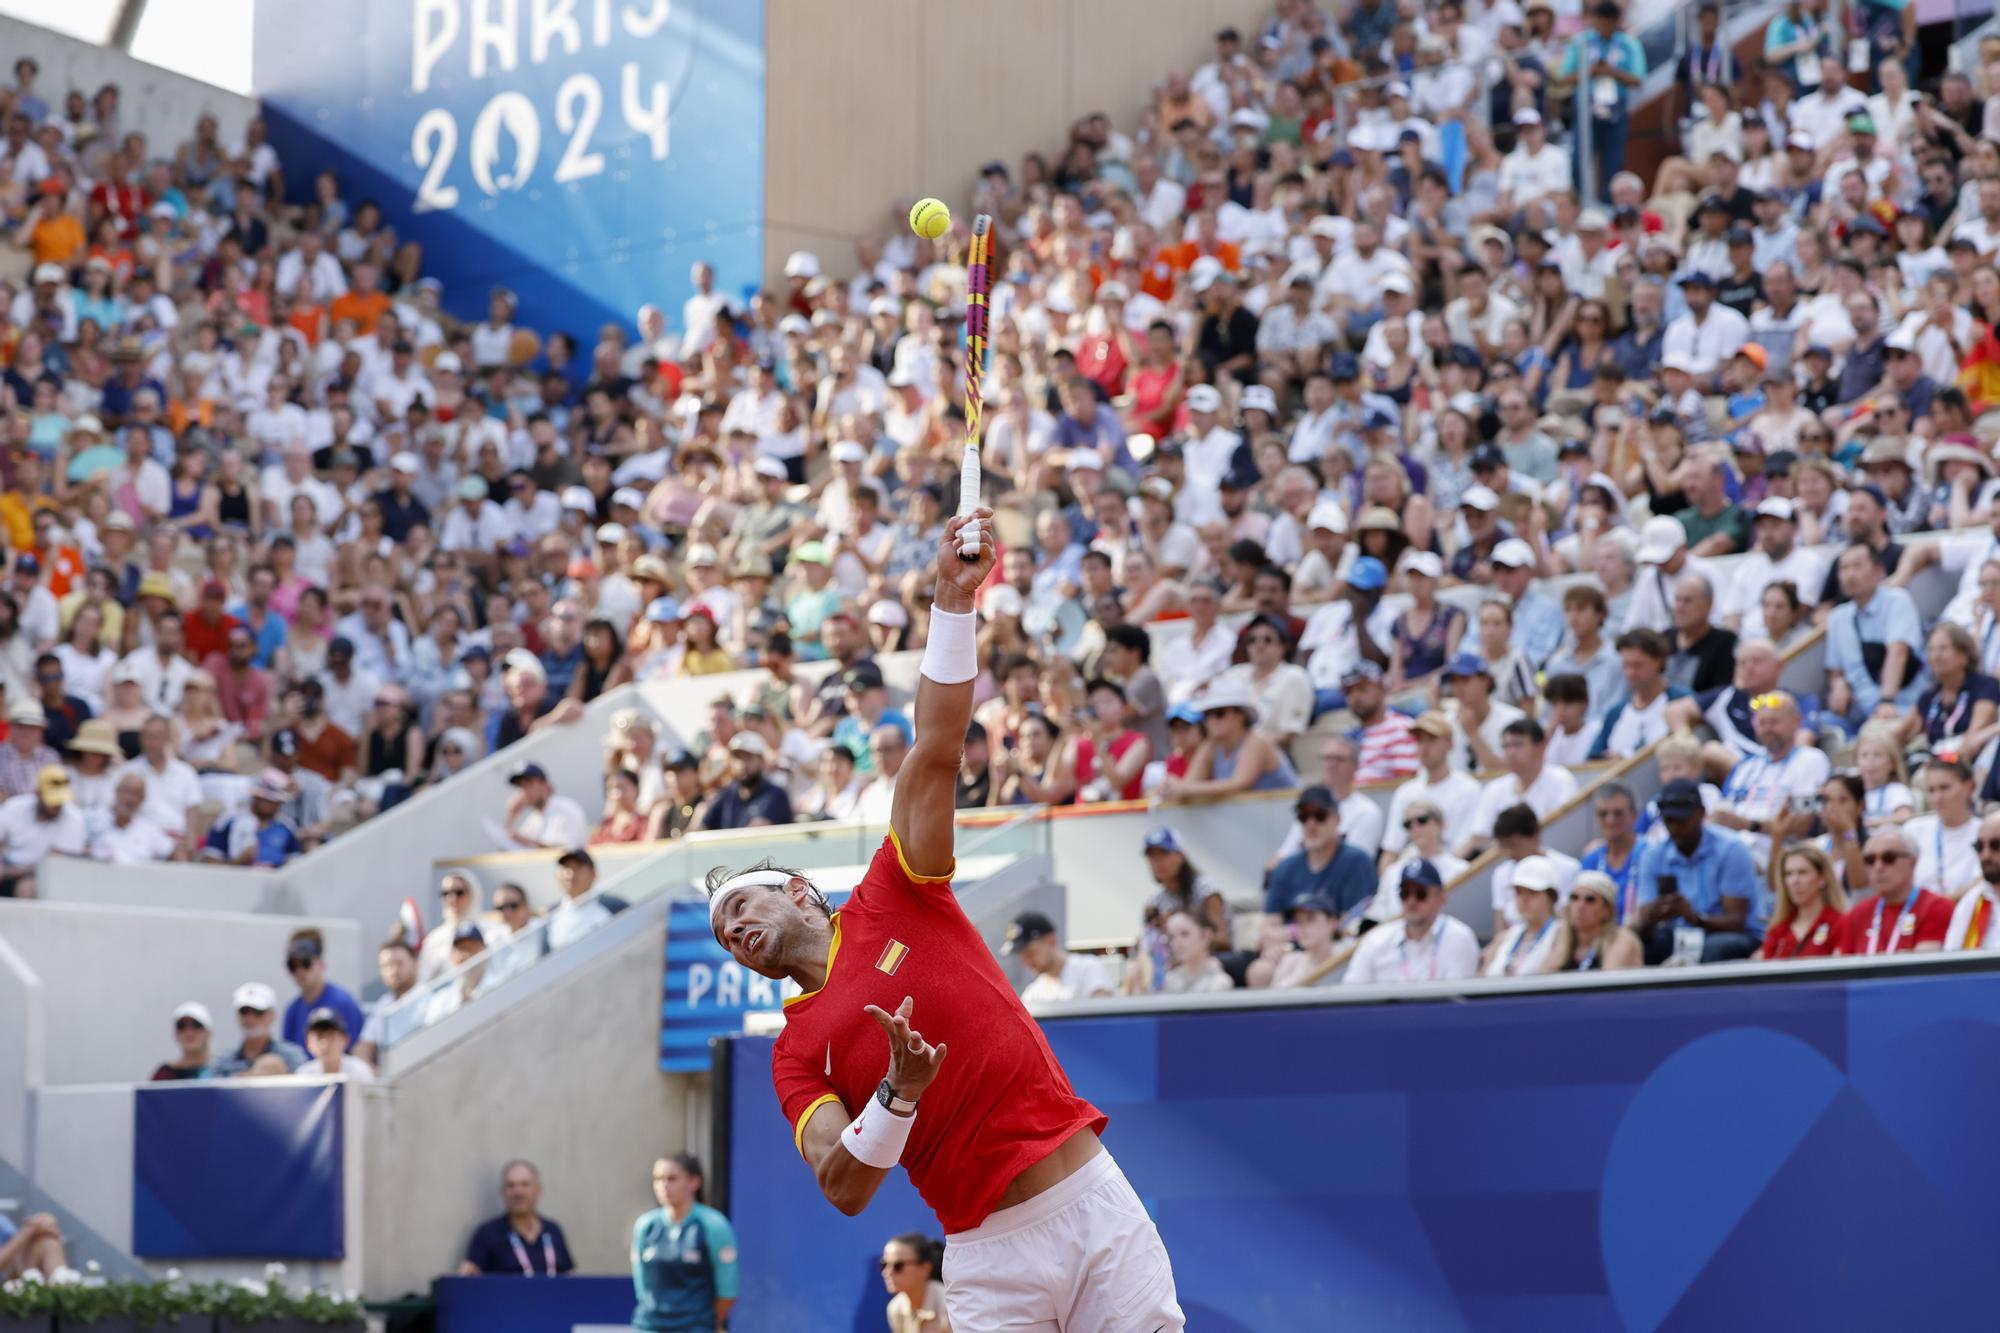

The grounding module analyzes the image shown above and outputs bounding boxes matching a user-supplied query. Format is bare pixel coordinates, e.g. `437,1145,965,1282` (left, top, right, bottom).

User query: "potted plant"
0,1267,59,1333
198,1267,363,1332
53,1266,203,1332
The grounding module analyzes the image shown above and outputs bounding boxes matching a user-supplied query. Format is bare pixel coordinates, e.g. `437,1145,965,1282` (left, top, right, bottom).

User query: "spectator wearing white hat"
438,474,510,564
1498,107,1571,215
211,982,308,1076
1490,538,1564,666
0,762,84,897
0,699,59,799
1158,678,1297,801
1482,855,1573,976
1721,499,1829,641
152,1001,214,1081
699,732,793,829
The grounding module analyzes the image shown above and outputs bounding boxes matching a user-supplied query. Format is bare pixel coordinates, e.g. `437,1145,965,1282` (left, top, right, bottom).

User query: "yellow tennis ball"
910,197,951,240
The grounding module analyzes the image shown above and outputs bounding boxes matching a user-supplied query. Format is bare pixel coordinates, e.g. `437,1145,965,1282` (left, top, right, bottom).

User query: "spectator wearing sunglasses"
211,981,307,1076
280,929,363,1050
1265,785,1378,921
1378,713,1482,870
152,1000,213,1081
1841,826,1951,955
879,1231,947,1333
1945,810,2000,951
1345,860,1479,985
420,871,483,981
1370,797,1468,923
1564,873,1644,971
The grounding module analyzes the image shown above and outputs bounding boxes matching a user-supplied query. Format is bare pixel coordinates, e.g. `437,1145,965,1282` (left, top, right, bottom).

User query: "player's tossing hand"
864,995,947,1106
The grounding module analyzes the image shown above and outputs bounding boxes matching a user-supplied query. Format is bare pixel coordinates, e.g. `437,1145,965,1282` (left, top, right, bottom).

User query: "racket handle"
958,446,982,558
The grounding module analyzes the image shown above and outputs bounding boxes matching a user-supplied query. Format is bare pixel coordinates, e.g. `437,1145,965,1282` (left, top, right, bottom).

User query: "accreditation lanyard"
1398,925,1440,982
509,1229,557,1277
1868,893,1919,956
1504,918,1554,976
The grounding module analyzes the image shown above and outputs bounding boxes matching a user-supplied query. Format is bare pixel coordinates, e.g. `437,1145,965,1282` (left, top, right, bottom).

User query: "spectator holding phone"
1631,779,1764,963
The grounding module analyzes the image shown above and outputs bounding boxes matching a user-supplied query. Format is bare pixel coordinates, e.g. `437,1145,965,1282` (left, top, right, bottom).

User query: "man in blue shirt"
1490,538,1565,666
698,733,795,830
1554,0,1648,200
1631,779,1765,963
281,932,366,1051
461,1161,575,1276
1264,785,1378,919
1824,541,1925,731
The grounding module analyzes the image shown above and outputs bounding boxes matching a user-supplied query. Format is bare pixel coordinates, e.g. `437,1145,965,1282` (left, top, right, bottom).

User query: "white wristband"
921,605,977,685
843,1090,915,1168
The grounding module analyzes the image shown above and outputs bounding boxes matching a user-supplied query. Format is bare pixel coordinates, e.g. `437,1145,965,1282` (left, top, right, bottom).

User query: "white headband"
709,870,794,932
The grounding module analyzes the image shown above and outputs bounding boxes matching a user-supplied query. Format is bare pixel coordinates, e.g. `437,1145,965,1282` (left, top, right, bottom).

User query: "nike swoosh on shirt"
825,1043,832,1077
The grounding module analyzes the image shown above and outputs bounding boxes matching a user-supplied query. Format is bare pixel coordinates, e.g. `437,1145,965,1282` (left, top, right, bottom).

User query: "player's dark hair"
704,858,831,920
889,1232,945,1280
665,1152,706,1204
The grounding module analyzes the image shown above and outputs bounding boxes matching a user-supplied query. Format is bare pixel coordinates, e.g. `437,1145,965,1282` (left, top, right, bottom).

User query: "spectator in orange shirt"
1153,69,1214,141
1154,209,1240,281
16,180,84,267
329,261,392,336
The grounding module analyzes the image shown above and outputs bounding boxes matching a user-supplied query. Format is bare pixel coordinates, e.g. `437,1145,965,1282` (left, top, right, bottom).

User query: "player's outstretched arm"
797,996,948,1215
891,508,995,879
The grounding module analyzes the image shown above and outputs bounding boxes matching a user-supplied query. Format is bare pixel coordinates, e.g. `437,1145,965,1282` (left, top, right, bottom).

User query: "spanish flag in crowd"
1958,322,2000,411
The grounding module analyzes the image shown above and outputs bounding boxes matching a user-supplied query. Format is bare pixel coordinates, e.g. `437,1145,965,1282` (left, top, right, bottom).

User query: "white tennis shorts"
943,1148,1184,1332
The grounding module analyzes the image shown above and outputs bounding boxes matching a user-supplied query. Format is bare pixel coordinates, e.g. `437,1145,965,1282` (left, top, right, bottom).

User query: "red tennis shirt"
771,833,1106,1233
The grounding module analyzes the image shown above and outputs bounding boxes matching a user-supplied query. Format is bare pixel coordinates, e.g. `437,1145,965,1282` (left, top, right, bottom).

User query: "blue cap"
1287,893,1338,918
645,596,683,623
1442,652,1491,680
1346,556,1388,591
507,760,548,785
1362,407,1397,431
1329,148,1355,167
1400,859,1444,890
1166,703,1204,727
1143,826,1184,854
1677,270,1718,287
1851,482,1889,509
1328,352,1360,381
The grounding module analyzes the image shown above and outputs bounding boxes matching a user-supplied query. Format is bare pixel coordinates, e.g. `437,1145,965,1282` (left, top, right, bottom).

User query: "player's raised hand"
864,995,947,1103
937,508,995,605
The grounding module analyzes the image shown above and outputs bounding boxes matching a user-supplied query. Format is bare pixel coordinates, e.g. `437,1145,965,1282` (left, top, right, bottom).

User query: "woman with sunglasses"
1760,844,1848,960
880,1232,950,1333
1563,872,1643,972
630,1154,739,1333
1371,797,1468,922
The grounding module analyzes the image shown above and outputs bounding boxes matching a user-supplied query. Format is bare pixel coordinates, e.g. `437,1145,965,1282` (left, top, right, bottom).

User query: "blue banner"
724,969,2000,1332
436,1275,634,1332
254,0,765,337
133,1083,344,1259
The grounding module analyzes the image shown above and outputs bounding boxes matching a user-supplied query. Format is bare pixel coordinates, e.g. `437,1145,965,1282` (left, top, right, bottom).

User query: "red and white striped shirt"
1356,713,1420,786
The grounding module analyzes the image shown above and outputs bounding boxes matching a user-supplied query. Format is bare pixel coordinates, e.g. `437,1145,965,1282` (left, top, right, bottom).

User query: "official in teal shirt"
632,1154,739,1332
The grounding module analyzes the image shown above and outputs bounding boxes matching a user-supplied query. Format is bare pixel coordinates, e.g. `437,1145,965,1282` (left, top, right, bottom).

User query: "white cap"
869,295,900,318
390,451,420,474
173,1000,213,1028
726,731,771,758
1885,328,1920,353
1512,854,1559,893
503,647,547,681
432,351,464,374
981,585,1025,620
1282,262,1321,288
561,485,596,512
1577,207,1612,230
1185,384,1223,413
1755,497,1798,522
783,250,821,278
1402,550,1444,578
1637,515,1688,564
611,486,646,509
778,313,812,336
1307,501,1348,533
867,599,910,628
1066,450,1104,471
1660,352,1702,375
1513,107,1543,126
233,981,277,1012
1460,485,1500,512
685,543,718,567
1307,216,1344,240
1188,256,1226,292
753,456,789,480
32,261,63,284
831,440,868,464
1239,385,1277,416
1379,271,1415,295
1490,538,1536,568
1197,678,1259,722
595,522,629,545
1097,281,1131,302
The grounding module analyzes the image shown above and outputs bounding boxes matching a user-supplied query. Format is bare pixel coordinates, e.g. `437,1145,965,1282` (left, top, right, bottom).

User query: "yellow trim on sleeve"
792,1092,842,1159
782,912,841,1009
889,827,955,884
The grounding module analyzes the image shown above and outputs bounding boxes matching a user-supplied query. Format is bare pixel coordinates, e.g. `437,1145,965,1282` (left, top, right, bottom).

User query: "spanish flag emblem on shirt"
875,939,909,976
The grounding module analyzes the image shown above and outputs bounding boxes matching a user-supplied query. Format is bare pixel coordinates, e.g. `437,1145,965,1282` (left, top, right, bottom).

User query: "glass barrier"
379,809,1052,1058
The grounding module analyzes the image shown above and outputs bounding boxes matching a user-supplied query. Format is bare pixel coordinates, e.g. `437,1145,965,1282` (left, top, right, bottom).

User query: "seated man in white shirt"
502,761,588,850
295,1006,376,1081
545,846,615,952
1343,860,1481,985
1462,717,1579,856
1006,911,1115,1005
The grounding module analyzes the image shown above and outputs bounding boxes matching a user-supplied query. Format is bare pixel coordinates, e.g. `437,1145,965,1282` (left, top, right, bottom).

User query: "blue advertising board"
723,968,2000,1332
662,890,856,1071
133,1082,344,1259
253,0,765,338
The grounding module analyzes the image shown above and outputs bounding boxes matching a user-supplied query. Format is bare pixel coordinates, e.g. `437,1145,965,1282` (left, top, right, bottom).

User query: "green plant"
193,1268,363,1326
51,1268,204,1324
0,1267,361,1327
0,1268,58,1316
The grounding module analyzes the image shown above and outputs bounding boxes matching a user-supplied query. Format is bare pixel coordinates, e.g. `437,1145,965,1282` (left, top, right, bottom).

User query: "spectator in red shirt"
183,579,240,664
1162,703,1204,782
1760,844,1849,960
1073,285,1135,396
202,624,274,743
1842,828,1952,956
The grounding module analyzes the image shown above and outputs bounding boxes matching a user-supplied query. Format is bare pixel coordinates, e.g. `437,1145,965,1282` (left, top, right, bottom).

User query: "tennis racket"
958,213,992,559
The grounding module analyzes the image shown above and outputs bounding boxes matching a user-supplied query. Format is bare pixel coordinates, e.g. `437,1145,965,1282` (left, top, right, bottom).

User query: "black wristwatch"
877,1079,919,1114
1748,819,1765,835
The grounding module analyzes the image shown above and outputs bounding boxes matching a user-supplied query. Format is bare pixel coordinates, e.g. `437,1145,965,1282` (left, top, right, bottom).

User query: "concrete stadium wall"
0,931,44,1167
0,901,360,1087
357,912,688,1300
0,15,256,139
761,0,1269,283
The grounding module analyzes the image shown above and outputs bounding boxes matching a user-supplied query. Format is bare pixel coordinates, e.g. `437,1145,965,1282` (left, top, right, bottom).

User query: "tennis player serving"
707,509,1184,1331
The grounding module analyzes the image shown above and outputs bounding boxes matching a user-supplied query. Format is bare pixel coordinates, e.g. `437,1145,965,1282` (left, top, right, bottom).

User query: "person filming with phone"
1630,778,1765,964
